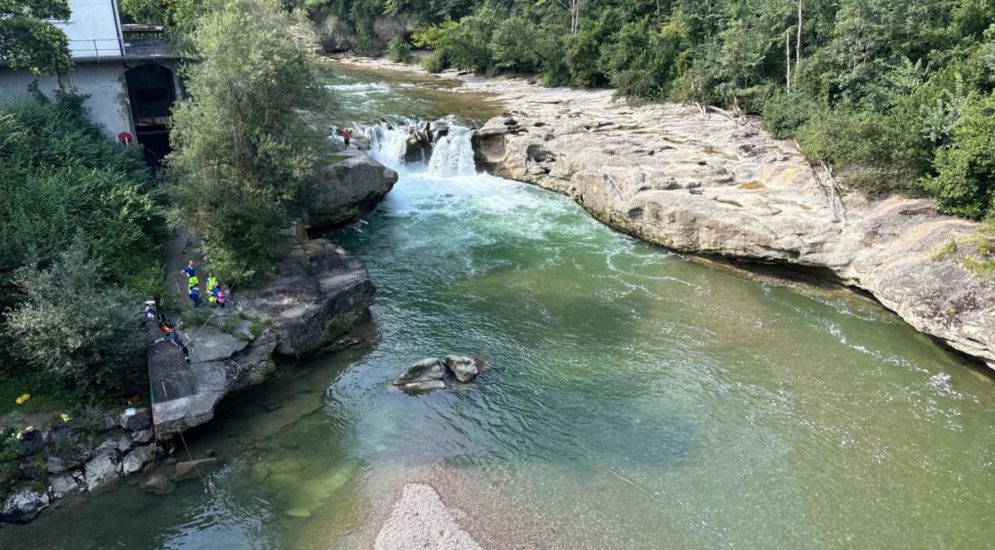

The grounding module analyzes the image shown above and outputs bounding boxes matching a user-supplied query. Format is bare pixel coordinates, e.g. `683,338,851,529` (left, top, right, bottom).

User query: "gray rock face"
0,487,50,523
444,355,485,383
83,452,120,494
464,77,995,370
394,358,447,393
152,238,376,436
310,152,398,229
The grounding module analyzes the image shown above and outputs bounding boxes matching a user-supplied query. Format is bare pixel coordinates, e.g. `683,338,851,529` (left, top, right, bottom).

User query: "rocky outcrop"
0,411,163,525
151,237,376,436
315,14,413,55
463,78,995,370
310,152,398,229
393,356,487,392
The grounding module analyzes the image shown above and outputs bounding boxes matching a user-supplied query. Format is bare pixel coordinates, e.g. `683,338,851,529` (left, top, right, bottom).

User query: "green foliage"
927,92,995,219
0,92,165,313
762,91,825,139
0,0,72,74
5,239,146,395
168,0,326,286
387,35,413,63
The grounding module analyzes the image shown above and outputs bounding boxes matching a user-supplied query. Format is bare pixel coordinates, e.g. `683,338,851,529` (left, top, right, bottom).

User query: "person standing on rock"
181,260,199,290
341,127,351,148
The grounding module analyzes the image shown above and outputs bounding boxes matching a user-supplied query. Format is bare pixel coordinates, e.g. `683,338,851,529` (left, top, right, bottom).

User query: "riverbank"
336,57,995,372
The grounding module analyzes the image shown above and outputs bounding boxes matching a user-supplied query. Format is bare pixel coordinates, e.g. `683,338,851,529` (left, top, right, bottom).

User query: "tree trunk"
786,30,792,91
796,0,803,65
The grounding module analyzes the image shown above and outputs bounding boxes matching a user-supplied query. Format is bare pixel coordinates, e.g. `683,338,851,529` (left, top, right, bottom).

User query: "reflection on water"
4,65,994,550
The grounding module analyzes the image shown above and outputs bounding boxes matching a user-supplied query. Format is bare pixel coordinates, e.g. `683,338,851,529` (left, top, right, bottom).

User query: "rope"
160,380,207,489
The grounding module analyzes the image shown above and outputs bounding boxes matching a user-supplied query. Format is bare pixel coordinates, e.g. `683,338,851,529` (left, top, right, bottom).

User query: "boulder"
83,452,120,494
116,433,133,454
310,153,398,230
443,355,486,383
15,429,45,457
122,445,156,476
172,458,220,482
48,473,82,499
0,486,50,523
131,429,154,445
120,408,152,431
394,358,447,393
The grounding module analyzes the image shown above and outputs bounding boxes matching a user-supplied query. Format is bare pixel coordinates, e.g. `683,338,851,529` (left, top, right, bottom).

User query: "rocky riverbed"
338,57,995,371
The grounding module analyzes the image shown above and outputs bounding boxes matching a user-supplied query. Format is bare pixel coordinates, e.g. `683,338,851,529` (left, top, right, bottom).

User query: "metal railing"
68,38,178,61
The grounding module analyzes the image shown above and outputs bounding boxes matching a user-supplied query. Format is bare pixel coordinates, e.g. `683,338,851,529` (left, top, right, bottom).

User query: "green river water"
4,62,994,549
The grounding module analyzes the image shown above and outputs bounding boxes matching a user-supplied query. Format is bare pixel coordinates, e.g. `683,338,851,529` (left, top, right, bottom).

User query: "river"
5,63,994,549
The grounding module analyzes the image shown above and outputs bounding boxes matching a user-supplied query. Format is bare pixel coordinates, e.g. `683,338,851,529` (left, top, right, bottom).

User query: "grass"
0,368,88,419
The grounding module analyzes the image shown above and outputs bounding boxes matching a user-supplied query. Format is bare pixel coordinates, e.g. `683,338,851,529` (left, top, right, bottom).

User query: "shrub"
5,239,146,395
762,91,825,139
927,92,995,219
387,35,413,63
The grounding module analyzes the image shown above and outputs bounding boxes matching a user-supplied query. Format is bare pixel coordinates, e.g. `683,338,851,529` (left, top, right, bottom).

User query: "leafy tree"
5,238,146,395
928,92,995,219
0,0,72,74
168,0,326,285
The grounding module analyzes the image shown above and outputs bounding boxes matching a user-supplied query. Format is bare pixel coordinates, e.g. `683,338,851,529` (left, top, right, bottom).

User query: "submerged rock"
139,471,175,495
286,508,312,519
444,355,486,383
172,457,220,482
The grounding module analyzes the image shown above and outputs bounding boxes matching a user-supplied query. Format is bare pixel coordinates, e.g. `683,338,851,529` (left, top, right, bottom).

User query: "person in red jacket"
341,127,352,148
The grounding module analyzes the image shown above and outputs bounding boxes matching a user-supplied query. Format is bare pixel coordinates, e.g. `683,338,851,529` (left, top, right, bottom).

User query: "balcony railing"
68,38,178,61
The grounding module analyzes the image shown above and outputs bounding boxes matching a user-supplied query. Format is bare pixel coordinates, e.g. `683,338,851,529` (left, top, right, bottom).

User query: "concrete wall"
0,64,134,138
55,0,125,59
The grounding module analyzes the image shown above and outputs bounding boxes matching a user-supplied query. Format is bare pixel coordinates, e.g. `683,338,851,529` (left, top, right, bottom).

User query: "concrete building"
0,0,182,163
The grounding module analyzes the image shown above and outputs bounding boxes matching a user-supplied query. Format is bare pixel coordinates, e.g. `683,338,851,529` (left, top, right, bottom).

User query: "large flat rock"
151,238,375,436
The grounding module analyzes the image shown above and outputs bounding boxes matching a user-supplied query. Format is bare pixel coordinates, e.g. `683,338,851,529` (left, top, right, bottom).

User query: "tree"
168,0,325,285
0,0,72,74
5,238,146,395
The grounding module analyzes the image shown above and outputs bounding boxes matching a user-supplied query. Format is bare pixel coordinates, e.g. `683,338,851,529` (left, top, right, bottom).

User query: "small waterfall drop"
426,126,476,177
360,123,412,168
358,119,477,178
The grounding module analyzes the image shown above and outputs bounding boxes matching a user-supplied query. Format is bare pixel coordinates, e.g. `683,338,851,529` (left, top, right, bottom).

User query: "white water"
359,120,477,177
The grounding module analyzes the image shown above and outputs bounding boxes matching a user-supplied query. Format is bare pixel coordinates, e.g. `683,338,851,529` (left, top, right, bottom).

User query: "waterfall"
359,123,412,168
358,120,477,178
426,126,476,177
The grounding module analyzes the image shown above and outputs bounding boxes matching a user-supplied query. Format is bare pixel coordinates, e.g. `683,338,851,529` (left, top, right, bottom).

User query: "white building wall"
55,0,125,59
0,64,133,138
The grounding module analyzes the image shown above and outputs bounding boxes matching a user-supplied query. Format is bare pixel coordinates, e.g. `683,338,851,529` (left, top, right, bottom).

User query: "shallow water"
5,65,995,549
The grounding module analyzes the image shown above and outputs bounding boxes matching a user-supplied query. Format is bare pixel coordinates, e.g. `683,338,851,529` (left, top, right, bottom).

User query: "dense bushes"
168,0,326,285
0,92,164,396
320,0,995,220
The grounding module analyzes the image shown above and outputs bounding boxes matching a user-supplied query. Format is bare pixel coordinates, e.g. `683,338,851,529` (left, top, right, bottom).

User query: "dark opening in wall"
125,63,176,166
